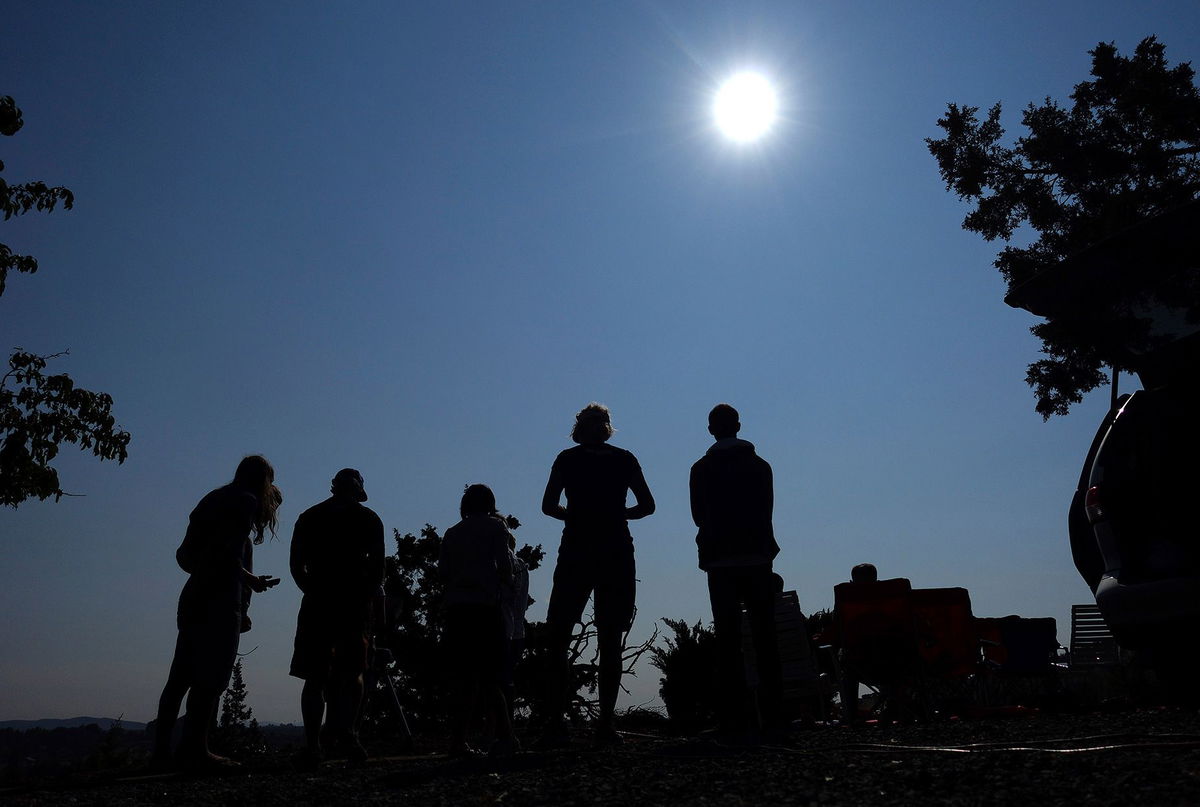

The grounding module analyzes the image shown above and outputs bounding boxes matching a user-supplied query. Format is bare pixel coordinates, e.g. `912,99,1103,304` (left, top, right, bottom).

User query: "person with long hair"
152,455,282,770
540,404,654,745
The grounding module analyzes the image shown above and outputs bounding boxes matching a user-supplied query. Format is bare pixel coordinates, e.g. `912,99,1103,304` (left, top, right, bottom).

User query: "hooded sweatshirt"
689,438,779,571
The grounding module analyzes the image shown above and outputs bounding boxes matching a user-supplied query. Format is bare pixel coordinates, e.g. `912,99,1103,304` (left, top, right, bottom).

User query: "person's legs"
154,625,202,765
488,684,513,740
595,626,623,727
301,679,326,753
177,686,222,764
152,665,189,765
542,550,593,732
324,670,367,761
175,610,240,767
593,545,636,741
324,627,369,753
742,565,784,730
443,604,485,754
707,568,750,734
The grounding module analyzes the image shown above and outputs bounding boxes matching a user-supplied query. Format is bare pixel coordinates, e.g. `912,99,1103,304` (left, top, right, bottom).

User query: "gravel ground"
6,710,1200,806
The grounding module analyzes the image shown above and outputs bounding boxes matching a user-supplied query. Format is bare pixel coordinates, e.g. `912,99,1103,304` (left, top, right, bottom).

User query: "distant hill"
0,716,146,731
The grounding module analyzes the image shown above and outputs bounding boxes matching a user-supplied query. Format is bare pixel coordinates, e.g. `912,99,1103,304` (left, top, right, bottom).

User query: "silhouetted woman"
438,483,516,757
541,403,654,744
152,455,282,770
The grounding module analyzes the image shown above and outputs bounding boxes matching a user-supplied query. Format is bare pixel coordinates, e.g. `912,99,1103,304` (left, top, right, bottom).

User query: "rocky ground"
4,710,1200,806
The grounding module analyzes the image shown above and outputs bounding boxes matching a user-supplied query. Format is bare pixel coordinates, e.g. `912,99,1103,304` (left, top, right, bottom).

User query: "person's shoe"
292,747,323,772
489,736,522,758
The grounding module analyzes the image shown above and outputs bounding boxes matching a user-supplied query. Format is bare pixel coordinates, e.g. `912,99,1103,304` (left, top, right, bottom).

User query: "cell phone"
264,576,281,587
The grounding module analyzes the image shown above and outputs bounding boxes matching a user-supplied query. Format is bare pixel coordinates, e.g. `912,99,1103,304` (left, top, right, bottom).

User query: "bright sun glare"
713,71,779,143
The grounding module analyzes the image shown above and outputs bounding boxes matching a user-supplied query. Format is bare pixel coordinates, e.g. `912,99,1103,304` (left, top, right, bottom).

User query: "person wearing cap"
289,468,385,767
540,403,655,745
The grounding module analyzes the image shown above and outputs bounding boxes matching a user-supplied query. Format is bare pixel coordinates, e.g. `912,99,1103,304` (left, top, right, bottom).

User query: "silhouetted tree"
212,659,263,756
516,609,658,725
1,95,129,504
927,37,1200,417
649,618,719,732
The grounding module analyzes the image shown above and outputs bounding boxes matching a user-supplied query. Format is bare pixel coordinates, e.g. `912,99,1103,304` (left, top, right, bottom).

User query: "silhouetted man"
690,403,783,738
289,468,385,767
541,403,655,745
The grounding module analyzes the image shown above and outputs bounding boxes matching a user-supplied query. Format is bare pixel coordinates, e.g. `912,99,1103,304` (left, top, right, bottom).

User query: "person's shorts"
442,602,504,681
170,601,241,693
545,537,636,634
289,595,370,682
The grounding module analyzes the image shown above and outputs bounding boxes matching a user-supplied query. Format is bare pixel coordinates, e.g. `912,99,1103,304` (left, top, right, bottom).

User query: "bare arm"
625,460,655,521
541,461,567,521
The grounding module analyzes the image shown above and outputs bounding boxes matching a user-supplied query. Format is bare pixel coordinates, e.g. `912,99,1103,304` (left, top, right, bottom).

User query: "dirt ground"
5,709,1200,806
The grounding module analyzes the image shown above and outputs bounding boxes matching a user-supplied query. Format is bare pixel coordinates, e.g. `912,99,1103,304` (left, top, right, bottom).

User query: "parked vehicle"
1007,200,1200,683
1072,381,1200,645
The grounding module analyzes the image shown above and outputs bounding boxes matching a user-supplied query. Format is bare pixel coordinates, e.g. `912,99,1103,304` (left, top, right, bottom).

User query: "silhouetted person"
851,563,878,584
289,468,384,768
501,531,532,723
153,455,282,771
839,562,880,724
541,403,655,745
439,484,517,757
690,404,783,739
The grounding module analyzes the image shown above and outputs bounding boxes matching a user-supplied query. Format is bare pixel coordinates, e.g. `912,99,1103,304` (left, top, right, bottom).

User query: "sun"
713,71,779,143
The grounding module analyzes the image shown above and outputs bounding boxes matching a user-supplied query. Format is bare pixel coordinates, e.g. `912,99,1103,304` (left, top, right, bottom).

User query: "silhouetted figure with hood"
152,455,282,771
690,404,783,738
541,403,655,745
289,468,385,768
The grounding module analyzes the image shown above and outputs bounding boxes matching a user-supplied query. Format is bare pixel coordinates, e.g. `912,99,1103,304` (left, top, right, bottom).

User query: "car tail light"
1084,486,1107,524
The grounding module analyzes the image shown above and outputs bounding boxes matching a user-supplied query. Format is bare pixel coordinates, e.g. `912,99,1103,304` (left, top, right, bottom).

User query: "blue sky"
3,1,1198,723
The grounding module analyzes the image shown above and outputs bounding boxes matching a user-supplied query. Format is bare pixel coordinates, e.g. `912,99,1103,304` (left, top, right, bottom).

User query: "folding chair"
912,587,978,679
975,615,1062,707
834,578,921,722
1070,604,1120,667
